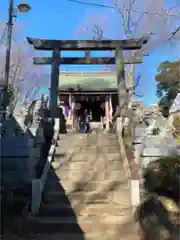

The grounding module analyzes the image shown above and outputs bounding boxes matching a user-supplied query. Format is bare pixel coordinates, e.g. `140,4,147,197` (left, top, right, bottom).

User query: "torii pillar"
26,37,148,120
50,48,60,117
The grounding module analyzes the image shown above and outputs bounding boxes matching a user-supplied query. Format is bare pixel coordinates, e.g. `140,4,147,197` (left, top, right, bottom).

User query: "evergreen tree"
155,60,180,117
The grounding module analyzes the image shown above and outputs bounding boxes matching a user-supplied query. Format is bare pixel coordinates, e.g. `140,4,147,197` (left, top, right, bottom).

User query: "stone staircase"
27,131,139,239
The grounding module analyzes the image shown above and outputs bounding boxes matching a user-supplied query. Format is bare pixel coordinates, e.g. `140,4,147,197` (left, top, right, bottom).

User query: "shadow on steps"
26,165,85,239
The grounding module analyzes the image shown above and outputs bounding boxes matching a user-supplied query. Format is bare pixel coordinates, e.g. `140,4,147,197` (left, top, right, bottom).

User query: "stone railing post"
132,137,144,165
116,117,142,213
116,117,123,137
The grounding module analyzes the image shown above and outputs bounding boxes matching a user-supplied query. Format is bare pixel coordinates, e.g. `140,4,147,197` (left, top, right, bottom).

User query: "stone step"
27,215,135,234
45,179,128,193
54,145,88,155
43,184,130,206
43,191,127,205
96,140,118,145
68,152,121,161
79,146,119,153
51,152,123,165
55,146,120,155
50,159,123,172
27,232,106,240
43,191,111,205
39,203,75,217
57,135,84,144
26,216,86,234
29,232,140,240
39,202,132,218
47,169,127,182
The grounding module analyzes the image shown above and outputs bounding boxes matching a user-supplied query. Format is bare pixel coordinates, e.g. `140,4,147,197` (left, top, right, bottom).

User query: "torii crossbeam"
27,37,148,117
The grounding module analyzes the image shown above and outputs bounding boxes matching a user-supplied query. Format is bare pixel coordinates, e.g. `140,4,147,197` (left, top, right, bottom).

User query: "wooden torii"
26,37,148,117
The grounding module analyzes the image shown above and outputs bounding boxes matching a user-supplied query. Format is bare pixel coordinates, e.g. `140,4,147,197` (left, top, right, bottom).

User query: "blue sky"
0,0,179,105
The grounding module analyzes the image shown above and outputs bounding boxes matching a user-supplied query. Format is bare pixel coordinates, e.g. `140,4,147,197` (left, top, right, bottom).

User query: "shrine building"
58,71,119,130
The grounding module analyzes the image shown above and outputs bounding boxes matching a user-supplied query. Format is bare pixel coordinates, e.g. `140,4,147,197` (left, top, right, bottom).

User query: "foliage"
151,127,160,135
155,60,180,117
143,156,180,201
172,115,180,144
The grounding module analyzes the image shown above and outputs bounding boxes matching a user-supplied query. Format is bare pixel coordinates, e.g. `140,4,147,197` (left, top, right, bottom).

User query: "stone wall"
1,97,50,201
132,129,180,202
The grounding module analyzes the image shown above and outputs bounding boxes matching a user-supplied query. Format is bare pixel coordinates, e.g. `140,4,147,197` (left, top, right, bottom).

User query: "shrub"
152,127,160,135
143,156,180,201
172,116,180,144
172,115,180,129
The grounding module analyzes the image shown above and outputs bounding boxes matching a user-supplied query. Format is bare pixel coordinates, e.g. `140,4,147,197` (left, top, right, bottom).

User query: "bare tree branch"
68,0,180,17
169,26,180,40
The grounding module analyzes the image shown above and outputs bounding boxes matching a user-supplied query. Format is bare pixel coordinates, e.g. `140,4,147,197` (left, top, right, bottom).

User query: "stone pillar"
50,48,60,118
105,95,110,131
115,46,127,119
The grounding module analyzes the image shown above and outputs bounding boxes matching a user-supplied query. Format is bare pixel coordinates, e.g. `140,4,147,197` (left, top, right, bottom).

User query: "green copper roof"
59,72,117,90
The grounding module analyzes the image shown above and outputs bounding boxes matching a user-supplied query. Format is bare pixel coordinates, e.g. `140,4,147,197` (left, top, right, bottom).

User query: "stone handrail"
115,117,140,213
31,118,60,214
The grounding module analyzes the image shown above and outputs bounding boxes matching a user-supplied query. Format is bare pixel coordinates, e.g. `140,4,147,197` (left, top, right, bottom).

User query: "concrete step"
39,202,132,218
49,155,124,169
27,215,84,234
63,152,121,161
27,214,136,234
54,144,88,156
28,232,140,240
79,146,119,153
45,179,128,194
43,191,118,205
43,192,112,206
50,159,123,172
27,232,105,240
55,144,119,154
39,203,75,217
43,185,130,206
47,169,126,182
103,137,118,142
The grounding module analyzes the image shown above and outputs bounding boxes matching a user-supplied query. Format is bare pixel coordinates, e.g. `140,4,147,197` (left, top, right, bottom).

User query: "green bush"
143,156,180,201
172,116,180,144
172,116,180,129
152,127,160,135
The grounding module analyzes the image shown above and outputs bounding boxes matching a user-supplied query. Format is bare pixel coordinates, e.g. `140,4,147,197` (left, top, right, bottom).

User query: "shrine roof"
59,71,117,91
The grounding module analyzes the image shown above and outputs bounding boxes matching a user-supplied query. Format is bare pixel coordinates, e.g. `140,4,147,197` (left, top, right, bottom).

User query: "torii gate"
26,37,148,119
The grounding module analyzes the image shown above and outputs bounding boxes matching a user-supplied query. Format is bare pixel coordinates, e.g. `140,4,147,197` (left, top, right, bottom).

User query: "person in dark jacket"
59,107,67,133
79,109,90,133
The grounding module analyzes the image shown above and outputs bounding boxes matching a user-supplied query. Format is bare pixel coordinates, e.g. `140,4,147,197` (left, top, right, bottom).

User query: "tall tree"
155,60,180,117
